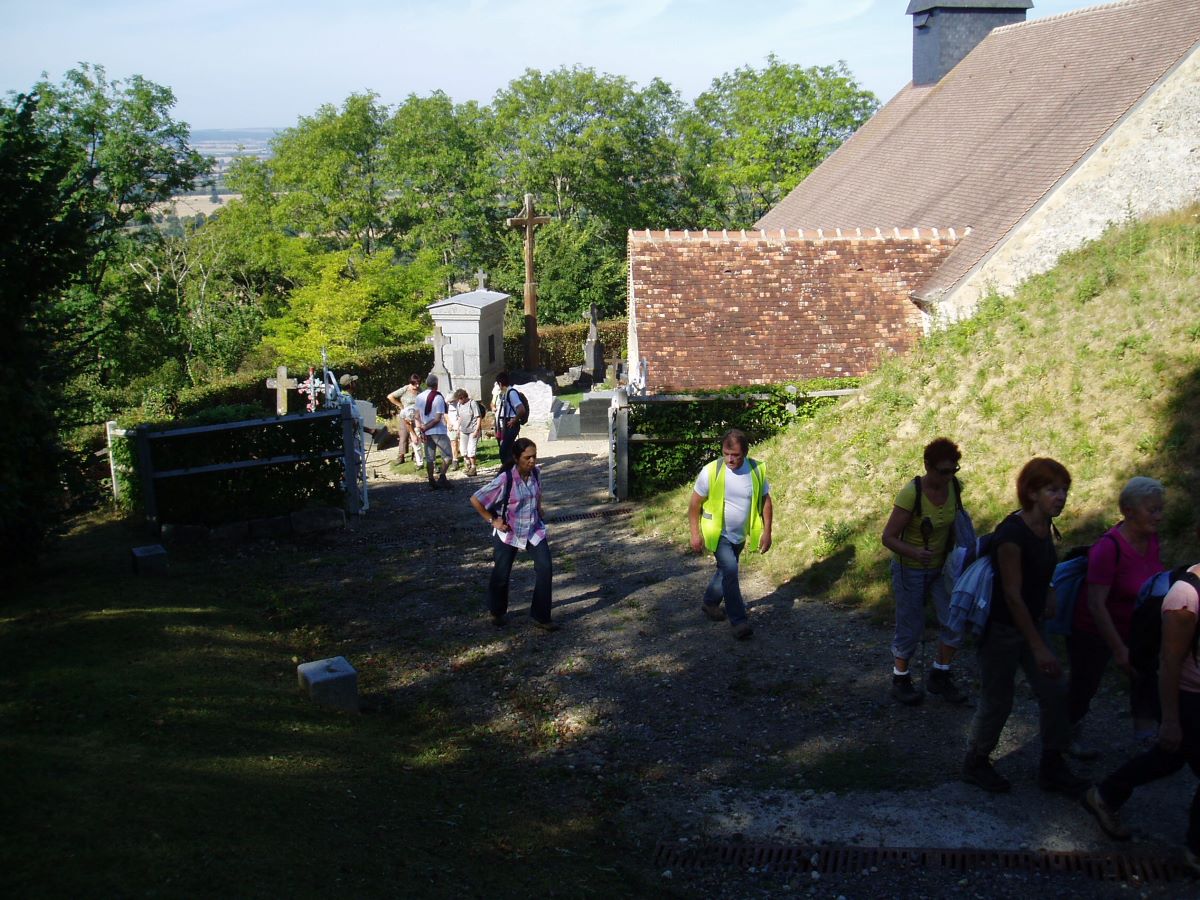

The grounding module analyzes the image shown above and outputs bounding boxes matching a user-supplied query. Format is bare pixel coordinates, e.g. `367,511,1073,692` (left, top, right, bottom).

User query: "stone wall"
945,45,1200,317
627,228,961,392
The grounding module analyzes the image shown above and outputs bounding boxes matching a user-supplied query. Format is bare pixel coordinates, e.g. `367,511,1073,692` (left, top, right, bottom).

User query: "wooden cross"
265,365,299,415
506,193,551,370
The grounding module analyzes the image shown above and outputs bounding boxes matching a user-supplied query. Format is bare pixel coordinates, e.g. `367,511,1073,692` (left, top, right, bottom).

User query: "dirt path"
330,426,1196,897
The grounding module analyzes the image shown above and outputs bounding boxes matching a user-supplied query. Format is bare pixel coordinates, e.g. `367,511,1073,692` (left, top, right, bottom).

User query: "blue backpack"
1045,534,1119,636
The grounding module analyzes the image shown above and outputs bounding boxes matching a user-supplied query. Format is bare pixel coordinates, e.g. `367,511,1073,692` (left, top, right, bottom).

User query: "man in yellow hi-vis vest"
687,428,773,640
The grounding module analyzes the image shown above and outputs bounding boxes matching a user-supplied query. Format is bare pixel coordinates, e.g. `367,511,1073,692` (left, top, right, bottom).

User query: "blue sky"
3,0,1095,129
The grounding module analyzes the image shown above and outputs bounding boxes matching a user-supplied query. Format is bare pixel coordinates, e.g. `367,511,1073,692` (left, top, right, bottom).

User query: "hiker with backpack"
880,438,969,705
1065,477,1166,758
453,389,485,477
494,371,528,469
1082,561,1200,874
961,457,1087,796
468,437,558,631
415,374,453,490
687,428,772,641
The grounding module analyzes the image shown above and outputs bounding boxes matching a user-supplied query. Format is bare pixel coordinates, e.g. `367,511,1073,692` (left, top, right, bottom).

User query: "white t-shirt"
693,460,770,544
415,389,448,435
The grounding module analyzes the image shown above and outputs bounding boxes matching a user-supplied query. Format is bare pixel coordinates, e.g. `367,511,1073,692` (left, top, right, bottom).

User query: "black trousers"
1099,689,1200,854
1066,629,1159,726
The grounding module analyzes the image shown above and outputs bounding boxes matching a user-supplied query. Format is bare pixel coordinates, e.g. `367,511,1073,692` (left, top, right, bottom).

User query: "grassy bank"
0,514,663,898
640,206,1200,618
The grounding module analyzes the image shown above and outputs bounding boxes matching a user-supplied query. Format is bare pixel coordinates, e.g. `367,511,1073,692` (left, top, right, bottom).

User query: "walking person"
687,429,773,640
1066,477,1165,758
1082,561,1200,875
880,438,969,706
494,371,527,469
453,389,484,477
469,437,558,631
961,457,1087,796
415,374,452,489
387,373,423,464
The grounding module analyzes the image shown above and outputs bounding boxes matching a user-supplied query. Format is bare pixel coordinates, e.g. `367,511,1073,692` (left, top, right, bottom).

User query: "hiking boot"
962,753,1011,794
701,602,726,622
926,667,969,704
1038,753,1089,797
891,673,924,706
1082,786,1131,840
731,621,753,640
438,472,450,487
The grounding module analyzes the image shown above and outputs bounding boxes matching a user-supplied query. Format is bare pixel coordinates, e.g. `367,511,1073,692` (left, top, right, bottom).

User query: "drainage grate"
651,841,1192,884
545,506,632,524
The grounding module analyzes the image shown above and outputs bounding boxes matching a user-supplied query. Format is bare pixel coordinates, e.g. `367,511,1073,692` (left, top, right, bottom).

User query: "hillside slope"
641,206,1200,613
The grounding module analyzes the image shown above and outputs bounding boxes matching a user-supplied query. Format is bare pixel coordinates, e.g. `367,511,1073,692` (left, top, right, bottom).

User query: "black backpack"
1129,568,1200,677
509,388,529,425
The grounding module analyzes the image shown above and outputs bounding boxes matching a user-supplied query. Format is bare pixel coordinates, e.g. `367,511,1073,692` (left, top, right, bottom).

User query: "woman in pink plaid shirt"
469,438,558,631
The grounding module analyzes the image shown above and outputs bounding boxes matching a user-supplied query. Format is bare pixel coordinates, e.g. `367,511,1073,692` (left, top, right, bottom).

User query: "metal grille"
651,841,1192,884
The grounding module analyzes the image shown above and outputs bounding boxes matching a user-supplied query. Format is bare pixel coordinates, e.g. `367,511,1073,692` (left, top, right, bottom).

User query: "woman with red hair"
962,458,1087,797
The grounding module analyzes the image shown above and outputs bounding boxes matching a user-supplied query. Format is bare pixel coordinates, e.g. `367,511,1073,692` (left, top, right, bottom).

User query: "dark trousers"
498,422,520,469
1099,690,1200,854
969,620,1071,757
486,533,553,623
1066,629,1160,726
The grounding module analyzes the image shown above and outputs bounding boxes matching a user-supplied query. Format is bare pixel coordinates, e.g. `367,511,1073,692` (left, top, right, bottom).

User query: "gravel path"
332,425,1200,898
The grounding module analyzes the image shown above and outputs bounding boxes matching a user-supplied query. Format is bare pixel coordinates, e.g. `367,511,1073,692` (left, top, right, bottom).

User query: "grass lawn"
0,512,666,898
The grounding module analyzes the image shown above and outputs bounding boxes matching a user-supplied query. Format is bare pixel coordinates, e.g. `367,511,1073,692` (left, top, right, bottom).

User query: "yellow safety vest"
699,458,766,553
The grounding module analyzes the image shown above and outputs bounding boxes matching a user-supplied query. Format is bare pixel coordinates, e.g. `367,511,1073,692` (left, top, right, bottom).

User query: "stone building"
627,0,1200,392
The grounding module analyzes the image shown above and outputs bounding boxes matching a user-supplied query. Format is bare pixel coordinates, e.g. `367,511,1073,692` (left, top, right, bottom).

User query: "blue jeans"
487,533,553,623
498,422,520,469
890,559,959,661
704,537,747,625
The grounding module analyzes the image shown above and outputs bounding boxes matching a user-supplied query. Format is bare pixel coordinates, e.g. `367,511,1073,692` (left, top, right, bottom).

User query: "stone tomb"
578,390,614,437
426,273,509,403
513,380,554,424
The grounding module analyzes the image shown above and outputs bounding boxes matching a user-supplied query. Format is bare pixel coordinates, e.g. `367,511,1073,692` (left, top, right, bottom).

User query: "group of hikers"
379,371,528,489
882,438,1200,870
461,422,1200,872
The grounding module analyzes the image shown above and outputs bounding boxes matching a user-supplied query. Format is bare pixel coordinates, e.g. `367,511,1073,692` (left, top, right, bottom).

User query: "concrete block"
131,544,168,574
548,410,581,441
297,656,359,712
290,507,346,535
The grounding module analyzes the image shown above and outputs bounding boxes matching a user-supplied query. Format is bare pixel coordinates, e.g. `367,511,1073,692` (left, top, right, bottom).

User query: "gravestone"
426,325,452,390
265,365,299,415
582,303,606,385
131,543,168,574
578,390,615,437
514,380,554,424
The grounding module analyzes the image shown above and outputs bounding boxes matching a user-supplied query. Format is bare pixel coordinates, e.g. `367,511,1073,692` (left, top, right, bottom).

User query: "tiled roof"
756,0,1200,300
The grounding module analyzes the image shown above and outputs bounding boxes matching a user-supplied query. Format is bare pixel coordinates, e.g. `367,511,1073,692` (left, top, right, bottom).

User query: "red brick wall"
628,228,960,392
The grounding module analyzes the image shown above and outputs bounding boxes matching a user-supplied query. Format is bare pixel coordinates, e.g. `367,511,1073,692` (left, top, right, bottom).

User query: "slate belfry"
908,0,1031,85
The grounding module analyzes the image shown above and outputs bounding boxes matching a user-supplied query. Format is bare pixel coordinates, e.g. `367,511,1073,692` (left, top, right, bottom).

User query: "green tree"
0,93,91,568
260,246,447,365
532,219,627,325
681,56,878,226
268,93,393,254
21,64,210,402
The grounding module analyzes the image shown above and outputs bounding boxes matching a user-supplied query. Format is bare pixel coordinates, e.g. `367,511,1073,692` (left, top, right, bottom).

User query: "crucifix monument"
506,193,551,370
425,325,452,388
265,365,299,415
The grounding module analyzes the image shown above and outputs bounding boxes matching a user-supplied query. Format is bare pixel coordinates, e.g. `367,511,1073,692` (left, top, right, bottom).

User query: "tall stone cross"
475,270,488,291
265,365,299,415
426,325,451,386
506,193,551,370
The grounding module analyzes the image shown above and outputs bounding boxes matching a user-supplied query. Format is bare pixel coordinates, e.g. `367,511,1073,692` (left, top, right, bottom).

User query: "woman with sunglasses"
881,438,969,706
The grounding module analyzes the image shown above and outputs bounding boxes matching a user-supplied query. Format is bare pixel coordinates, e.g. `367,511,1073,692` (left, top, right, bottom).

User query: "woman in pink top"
1066,477,1164,757
1083,562,1200,874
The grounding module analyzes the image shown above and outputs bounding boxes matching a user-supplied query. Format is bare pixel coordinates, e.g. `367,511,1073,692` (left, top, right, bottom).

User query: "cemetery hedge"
626,380,854,498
